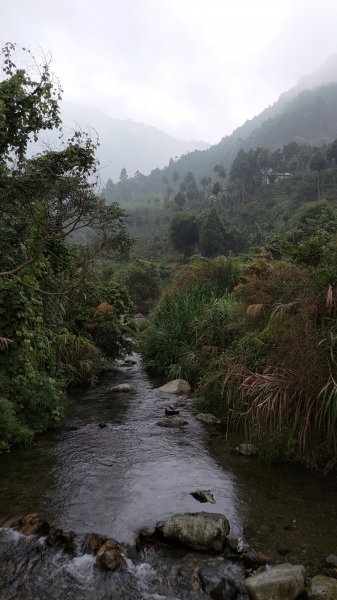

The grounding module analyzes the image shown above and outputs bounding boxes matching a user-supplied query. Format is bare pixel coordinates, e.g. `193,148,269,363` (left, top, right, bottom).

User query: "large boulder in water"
156,512,229,552
245,563,306,600
109,383,131,393
158,379,191,394
308,575,337,599
96,539,126,571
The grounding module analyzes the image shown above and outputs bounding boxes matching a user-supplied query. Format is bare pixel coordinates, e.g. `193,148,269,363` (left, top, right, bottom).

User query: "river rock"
165,406,180,415
96,539,126,571
210,578,240,600
199,567,240,599
158,379,191,394
196,413,221,424
191,489,215,504
46,526,76,553
242,548,269,569
136,527,157,547
124,358,137,365
109,383,131,393
19,513,50,536
308,575,337,599
325,554,337,568
85,532,107,554
237,443,258,456
156,512,230,551
245,563,306,600
156,418,188,427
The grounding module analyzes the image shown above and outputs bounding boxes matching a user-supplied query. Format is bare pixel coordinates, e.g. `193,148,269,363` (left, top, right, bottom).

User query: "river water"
0,356,336,598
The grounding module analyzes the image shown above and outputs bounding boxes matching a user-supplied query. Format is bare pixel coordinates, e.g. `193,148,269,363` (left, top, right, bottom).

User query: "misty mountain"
48,103,209,182
111,67,337,201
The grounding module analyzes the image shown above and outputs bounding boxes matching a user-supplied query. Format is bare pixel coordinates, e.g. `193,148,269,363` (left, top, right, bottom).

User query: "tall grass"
142,254,337,470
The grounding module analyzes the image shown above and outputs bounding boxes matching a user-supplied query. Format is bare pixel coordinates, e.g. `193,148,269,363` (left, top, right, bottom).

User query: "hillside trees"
169,213,199,258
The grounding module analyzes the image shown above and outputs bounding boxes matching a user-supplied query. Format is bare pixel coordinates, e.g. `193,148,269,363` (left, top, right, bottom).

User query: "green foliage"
124,259,162,314
199,208,225,257
169,213,199,257
142,257,240,382
0,397,32,452
0,45,134,451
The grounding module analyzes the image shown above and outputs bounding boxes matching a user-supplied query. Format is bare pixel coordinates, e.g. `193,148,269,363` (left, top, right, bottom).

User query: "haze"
2,0,337,143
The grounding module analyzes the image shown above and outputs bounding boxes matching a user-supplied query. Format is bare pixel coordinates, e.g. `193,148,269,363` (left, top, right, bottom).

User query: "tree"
0,44,133,450
0,42,61,170
119,167,128,181
214,164,226,180
213,181,221,197
173,171,180,184
199,208,225,257
173,191,186,209
169,213,199,257
310,150,327,199
125,259,162,314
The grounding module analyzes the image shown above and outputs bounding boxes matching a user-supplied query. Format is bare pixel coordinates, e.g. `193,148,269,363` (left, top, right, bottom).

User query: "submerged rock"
156,418,188,427
156,511,230,552
210,577,240,600
245,563,306,600
242,548,269,569
46,526,76,553
165,406,180,415
196,413,221,424
109,383,131,393
158,379,191,394
98,422,107,428
191,490,215,504
96,539,126,571
237,443,258,457
309,575,337,599
124,358,137,365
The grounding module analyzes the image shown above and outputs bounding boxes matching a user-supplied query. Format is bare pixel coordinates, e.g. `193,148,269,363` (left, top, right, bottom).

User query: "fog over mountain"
39,102,209,182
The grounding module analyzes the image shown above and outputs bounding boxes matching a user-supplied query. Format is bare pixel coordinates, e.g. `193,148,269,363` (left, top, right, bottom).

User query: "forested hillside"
103,81,337,208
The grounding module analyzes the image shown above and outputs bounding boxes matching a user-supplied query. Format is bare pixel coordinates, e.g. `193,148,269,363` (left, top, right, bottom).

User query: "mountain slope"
56,103,210,181
113,80,337,202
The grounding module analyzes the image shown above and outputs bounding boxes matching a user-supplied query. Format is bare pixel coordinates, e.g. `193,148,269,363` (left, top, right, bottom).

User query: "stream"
0,355,336,598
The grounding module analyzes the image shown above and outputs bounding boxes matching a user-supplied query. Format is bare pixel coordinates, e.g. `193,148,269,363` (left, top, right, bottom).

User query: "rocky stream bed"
0,355,336,599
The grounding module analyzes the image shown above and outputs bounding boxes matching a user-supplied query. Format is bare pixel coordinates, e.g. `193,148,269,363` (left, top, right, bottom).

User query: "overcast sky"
2,0,337,143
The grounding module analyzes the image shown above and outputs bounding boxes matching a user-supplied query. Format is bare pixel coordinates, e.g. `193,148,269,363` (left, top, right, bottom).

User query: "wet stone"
156,512,230,552
158,379,191,394
96,539,126,571
18,514,50,537
85,532,107,554
325,554,337,568
191,490,215,504
109,383,131,393
156,418,188,427
309,575,337,599
196,413,221,424
245,563,306,600
210,577,240,600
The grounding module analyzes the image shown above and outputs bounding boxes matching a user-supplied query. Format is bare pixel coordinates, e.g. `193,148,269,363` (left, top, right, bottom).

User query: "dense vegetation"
140,134,337,472
3,42,337,475
0,44,134,451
